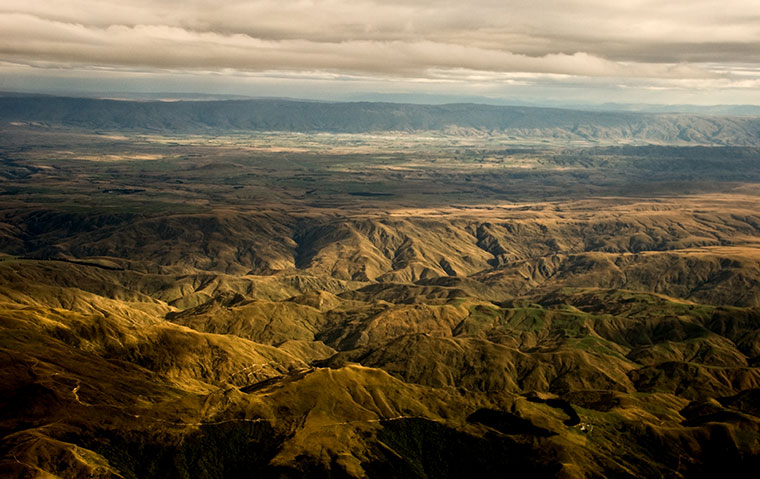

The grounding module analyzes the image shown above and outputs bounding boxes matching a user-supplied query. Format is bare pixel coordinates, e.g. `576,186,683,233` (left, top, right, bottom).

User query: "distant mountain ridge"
2,95,760,145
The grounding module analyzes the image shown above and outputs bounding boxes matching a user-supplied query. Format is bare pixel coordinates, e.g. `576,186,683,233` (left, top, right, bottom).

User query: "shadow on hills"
366,417,561,479
70,422,287,479
466,408,558,437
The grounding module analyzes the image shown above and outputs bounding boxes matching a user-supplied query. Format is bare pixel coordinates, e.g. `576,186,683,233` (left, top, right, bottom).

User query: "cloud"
1,1,760,101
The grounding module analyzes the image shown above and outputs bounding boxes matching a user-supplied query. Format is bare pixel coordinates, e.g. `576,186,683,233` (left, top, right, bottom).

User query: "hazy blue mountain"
2,95,760,145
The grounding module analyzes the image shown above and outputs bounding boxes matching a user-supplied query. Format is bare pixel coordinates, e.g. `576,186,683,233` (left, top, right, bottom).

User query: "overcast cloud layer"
2,1,760,104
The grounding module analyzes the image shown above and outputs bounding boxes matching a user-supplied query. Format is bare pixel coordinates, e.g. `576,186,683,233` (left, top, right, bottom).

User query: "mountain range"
1,97,760,477
2,95,760,145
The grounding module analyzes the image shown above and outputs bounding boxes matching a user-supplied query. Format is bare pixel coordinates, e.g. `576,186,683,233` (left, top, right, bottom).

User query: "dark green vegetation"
1,100,760,478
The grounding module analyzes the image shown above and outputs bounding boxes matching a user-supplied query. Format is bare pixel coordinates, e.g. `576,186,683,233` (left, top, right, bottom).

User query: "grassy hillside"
1,118,760,477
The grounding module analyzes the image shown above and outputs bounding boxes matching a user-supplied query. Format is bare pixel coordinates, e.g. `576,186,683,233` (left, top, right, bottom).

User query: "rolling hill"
1,100,760,477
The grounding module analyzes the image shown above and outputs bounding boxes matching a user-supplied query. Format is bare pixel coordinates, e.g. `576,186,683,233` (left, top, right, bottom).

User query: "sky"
1,0,760,105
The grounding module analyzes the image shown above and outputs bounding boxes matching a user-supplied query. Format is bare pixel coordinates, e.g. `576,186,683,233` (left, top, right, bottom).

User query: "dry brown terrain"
1,123,760,478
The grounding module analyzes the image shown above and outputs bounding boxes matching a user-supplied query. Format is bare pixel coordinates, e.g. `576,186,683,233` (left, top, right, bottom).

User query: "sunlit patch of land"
2,123,760,478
